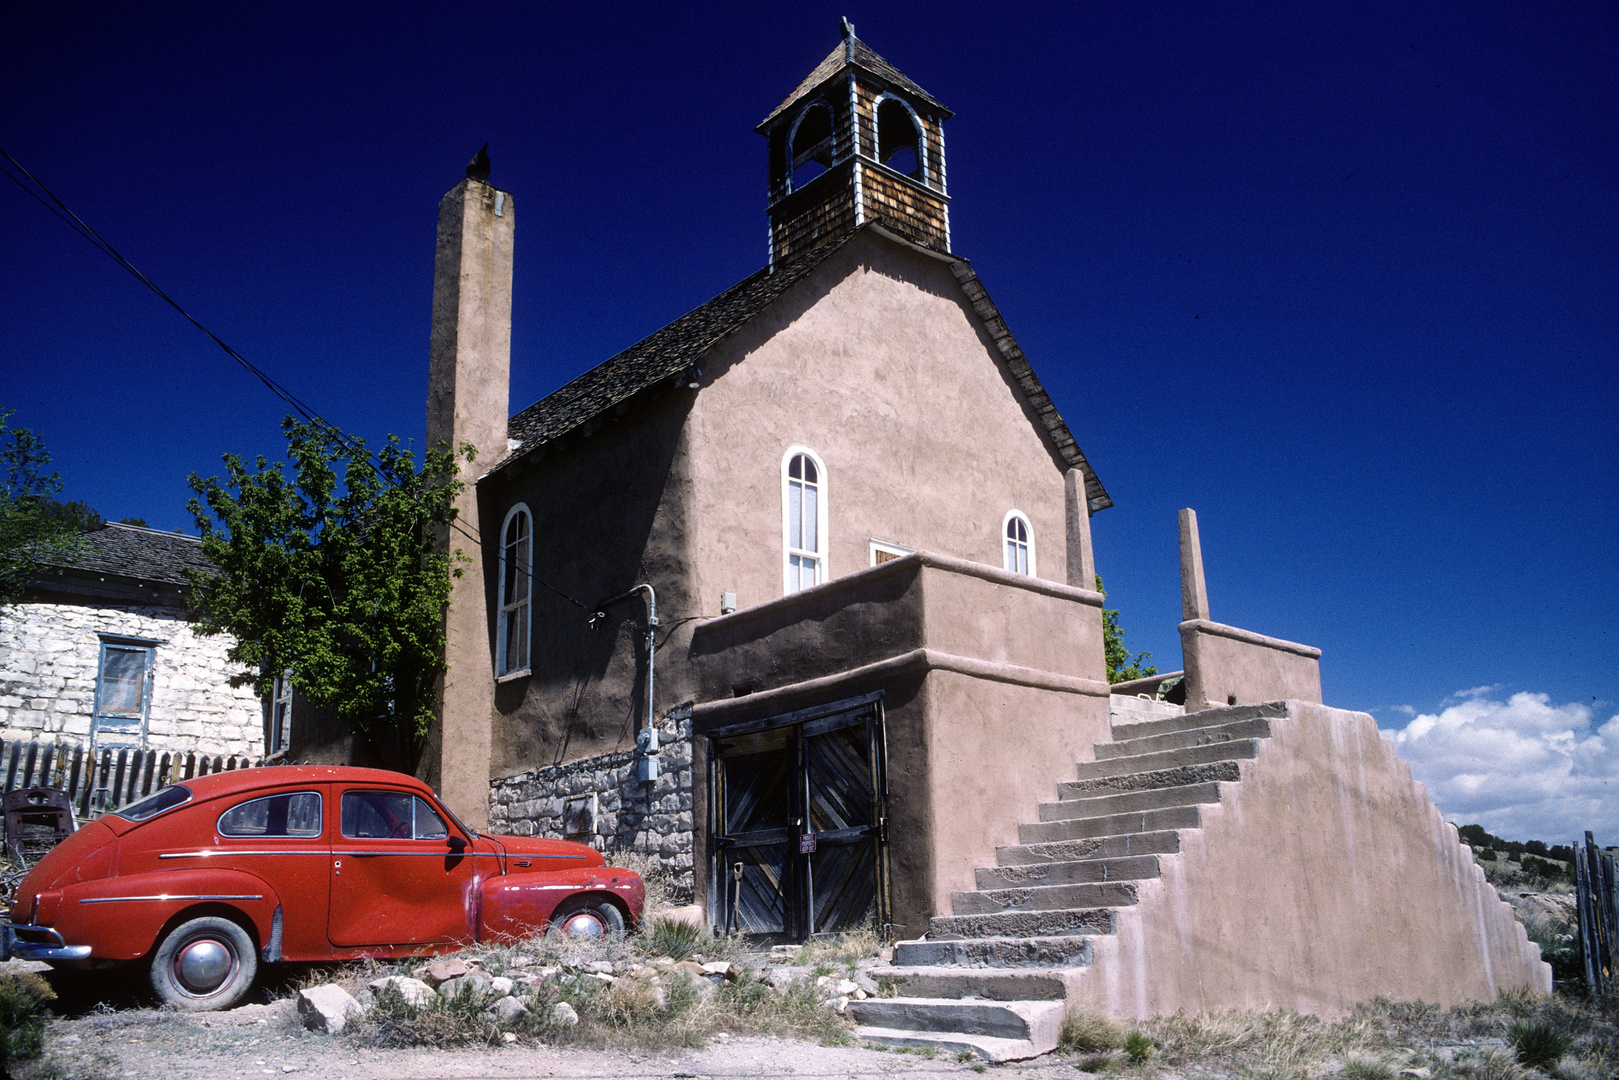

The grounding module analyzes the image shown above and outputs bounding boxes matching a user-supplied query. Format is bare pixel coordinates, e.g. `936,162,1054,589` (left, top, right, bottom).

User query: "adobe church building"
421,22,1547,1041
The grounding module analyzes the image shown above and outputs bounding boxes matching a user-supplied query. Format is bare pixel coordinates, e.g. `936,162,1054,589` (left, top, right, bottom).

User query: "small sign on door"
799,832,817,854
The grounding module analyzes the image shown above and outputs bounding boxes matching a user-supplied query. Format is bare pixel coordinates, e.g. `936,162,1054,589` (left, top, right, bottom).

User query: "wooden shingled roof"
30,522,213,586
758,32,951,132
496,225,1111,511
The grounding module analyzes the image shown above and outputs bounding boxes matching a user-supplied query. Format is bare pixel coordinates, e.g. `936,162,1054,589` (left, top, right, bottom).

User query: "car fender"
48,868,280,961
479,865,646,943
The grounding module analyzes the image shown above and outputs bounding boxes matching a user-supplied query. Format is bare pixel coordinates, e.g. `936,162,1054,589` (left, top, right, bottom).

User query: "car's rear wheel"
149,915,258,1011
547,896,626,941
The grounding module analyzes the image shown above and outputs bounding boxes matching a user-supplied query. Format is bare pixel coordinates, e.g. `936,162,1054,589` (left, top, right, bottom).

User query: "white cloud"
1380,691,1618,845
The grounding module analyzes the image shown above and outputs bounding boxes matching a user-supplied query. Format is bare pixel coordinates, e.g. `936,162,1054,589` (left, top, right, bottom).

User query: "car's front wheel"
149,915,258,1011
547,896,626,941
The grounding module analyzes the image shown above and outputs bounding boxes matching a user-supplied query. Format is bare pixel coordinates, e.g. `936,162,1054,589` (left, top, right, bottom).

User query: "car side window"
413,797,448,840
218,792,322,837
341,790,451,840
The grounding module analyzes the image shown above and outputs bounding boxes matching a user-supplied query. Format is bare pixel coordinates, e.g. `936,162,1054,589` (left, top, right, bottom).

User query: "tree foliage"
187,418,470,766
1096,574,1157,685
0,409,94,608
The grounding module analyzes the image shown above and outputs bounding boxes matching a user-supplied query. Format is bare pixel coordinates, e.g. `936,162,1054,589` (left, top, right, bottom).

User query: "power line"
1,146,598,613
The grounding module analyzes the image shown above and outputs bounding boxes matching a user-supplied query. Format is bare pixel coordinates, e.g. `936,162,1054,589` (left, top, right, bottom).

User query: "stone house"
420,24,1547,1019
0,522,277,761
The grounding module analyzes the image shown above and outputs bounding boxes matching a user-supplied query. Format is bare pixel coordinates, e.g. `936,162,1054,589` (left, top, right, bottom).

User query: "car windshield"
113,785,192,822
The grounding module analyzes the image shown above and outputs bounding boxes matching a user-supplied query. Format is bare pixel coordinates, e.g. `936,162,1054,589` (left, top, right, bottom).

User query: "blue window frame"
92,635,159,752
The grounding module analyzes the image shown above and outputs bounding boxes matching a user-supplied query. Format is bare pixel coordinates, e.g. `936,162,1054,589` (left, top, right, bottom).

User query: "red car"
0,766,644,1010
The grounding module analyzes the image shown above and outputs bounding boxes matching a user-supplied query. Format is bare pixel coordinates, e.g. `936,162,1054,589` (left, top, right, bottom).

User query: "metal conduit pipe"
592,584,659,779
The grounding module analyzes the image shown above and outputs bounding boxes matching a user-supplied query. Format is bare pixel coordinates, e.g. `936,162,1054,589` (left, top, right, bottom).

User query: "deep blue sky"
5,3,1615,838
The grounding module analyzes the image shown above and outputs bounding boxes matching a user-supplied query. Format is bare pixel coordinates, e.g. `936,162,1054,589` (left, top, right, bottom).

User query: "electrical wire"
1,146,601,613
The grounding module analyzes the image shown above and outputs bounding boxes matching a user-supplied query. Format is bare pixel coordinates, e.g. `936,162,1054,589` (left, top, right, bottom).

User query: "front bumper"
1,923,93,962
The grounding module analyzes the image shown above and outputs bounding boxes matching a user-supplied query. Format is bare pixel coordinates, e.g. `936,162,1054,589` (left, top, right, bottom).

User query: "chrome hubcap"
559,912,605,939
175,938,233,994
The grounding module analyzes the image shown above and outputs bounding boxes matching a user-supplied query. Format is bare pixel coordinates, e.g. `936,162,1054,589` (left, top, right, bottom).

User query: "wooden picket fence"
0,736,270,821
1575,831,1618,995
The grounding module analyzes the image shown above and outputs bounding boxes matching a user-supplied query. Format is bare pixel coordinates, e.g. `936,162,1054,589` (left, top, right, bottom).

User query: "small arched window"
783,448,828,594
1003,511,1034,576
788,101,835,191
497,504,532,675
876,96,924,181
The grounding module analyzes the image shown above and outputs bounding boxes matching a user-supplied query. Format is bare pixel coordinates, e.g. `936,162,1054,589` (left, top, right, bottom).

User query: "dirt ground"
36,998,1082,1080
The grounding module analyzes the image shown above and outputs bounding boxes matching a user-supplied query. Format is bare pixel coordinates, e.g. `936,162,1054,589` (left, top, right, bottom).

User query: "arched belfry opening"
876,96,923,181
758,19,952,267
788,100,836,191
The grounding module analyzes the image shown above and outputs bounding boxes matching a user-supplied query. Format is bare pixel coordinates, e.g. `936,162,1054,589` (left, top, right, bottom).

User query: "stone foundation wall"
0,601,263,758
487,716,695,899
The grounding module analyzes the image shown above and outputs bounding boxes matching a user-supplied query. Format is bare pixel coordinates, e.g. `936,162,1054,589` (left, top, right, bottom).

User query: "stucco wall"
0,602,263,758
689,553,1109,938
480,392,700,776
1181,619,1323,711
684,231,1072,620
1073,700,1550,1018
482,229,1076,781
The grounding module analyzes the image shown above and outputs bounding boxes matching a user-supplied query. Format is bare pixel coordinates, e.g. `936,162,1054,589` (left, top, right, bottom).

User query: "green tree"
1096,574,1157,684
187,418,471,769
0,409,94,608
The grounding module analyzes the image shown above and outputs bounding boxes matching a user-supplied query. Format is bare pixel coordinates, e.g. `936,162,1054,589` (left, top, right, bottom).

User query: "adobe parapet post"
1177,508,1322,711
426,170,515,830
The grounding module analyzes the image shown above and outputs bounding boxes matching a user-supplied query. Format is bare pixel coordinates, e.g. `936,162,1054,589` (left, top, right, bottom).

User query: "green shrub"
644,916,703,961
0,972,54,1072
1507,1019,1572,1070
1124,1031,1153,1064
1338,1059,1394,1080
1060,1008,1126,1053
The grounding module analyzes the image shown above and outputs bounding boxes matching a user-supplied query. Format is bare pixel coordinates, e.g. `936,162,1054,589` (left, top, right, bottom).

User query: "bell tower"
758,19,952,267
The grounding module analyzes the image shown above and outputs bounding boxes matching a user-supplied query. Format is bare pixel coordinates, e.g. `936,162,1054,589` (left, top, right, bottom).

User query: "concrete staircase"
862,699,1283,1060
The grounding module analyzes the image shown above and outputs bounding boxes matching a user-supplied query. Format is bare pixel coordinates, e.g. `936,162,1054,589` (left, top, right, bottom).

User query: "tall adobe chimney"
425,172,513,829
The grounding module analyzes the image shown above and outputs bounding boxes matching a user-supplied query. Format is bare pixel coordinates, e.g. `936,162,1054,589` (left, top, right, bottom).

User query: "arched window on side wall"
497,504,532,675
783,449,828,594
1004,511,1034,576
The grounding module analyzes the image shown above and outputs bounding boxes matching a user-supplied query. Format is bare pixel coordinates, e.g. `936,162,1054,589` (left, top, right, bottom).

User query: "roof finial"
840,16,855,39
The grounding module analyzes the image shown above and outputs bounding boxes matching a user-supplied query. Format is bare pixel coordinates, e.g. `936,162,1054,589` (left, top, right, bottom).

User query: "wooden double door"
709,693,888,941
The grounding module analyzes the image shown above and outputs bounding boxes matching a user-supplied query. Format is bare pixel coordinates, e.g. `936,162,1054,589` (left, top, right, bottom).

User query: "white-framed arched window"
497,503,532,675
1003,510,1034,576
782,448,829,594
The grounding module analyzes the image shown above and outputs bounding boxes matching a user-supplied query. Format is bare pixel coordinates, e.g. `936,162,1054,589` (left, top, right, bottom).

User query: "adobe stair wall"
1070,699,1551,1018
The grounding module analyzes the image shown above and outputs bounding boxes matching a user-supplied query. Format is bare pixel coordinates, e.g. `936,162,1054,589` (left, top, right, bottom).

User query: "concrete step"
1110,700,1286,743
929,907,1115,939
1064,758,1243,796
849,997,1062,1040
853,998,1066,1061
855,1024,1057,1063
996,830,1180,867
893,934,1095,968
1095,716,1272,761
1038,781,1222,822
951,880,1138,915
976,853,1160,890
875,966,1071,1001
1019,804,1200,844
1078,744,1255,786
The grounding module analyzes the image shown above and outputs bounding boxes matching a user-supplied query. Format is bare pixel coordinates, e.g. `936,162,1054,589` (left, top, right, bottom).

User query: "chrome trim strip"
79,894,264,904
161,850,327,858
330,850,564,858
